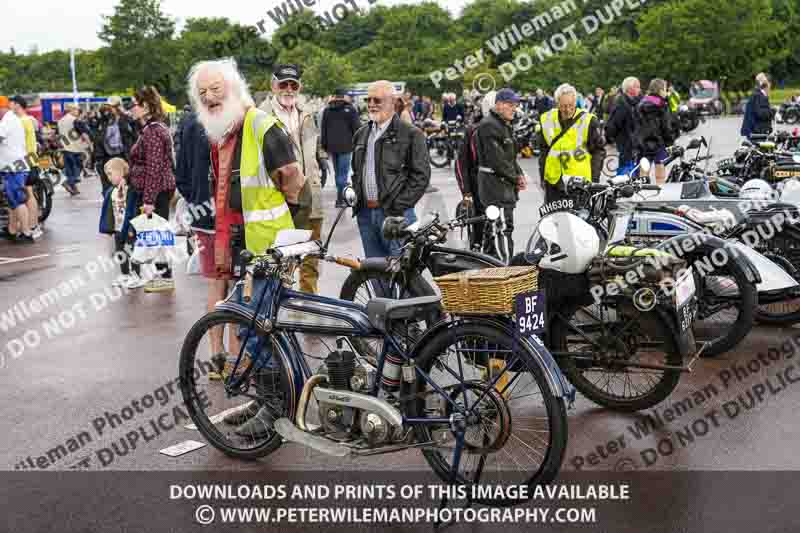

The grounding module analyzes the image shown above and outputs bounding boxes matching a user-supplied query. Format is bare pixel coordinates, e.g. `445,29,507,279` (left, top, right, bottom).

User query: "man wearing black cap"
474,88,527,259
320,87,361,207
260,63,327,294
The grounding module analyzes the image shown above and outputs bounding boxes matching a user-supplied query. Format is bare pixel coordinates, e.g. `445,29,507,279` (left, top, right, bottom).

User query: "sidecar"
619,179,800,298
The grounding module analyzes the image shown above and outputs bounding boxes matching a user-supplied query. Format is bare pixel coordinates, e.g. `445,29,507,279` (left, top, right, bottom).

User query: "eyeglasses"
278,81,299,91
366,97,384,105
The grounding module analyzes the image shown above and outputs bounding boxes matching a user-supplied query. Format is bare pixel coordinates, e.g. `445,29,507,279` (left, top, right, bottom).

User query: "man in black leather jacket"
351,80,430,257
474,88,527,258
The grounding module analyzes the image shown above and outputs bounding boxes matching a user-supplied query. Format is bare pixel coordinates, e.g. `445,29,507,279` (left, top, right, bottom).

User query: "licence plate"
674,268,697,332
515,290,546,339
716,158,734,168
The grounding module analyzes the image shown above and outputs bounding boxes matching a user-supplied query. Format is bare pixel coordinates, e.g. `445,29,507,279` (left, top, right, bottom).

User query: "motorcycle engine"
313,347,399,447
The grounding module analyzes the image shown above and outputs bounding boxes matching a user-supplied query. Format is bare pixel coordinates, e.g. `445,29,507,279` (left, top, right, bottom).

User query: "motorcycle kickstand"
433,430,476,532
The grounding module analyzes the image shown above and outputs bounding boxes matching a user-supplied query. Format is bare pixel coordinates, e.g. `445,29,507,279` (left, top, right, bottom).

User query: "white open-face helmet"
740,179,775,203
526,212,600,274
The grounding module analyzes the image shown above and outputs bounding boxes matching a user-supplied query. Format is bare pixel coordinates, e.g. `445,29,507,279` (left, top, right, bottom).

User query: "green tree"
636,0,787,92
98,0,177,97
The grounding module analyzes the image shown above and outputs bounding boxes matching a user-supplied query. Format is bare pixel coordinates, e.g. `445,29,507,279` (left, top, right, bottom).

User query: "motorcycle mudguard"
654,233,762,285
428,246,504,277
727,241,798,293
407,316,575,403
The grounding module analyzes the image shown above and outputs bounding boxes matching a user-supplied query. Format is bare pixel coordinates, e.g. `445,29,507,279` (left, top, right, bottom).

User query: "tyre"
784,109,800,125
34,179,53,222
550,303,682,412
428,138,450,168
340,269,442,366
689,256,756,357
406,322,567,505
179,310,295,460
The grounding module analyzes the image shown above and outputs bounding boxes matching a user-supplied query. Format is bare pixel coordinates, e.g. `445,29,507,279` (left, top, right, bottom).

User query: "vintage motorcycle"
341,174,698,412
427,119,466,169
179,190,570,503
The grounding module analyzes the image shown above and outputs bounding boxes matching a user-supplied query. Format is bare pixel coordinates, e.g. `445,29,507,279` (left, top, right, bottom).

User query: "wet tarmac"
2,117,800,479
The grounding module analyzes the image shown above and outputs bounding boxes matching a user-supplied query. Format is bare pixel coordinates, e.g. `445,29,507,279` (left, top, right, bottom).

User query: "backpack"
632,101,665,155
454,125,479,196
103,121,124,156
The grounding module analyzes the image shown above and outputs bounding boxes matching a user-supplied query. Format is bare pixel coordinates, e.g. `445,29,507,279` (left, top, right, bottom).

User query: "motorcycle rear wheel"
428,138,451,168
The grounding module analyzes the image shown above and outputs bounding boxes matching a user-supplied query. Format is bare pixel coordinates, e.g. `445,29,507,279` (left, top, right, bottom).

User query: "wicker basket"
433,266,538,315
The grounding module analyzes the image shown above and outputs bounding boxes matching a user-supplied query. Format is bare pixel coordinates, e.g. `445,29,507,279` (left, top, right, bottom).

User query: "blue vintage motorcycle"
179,190,571,505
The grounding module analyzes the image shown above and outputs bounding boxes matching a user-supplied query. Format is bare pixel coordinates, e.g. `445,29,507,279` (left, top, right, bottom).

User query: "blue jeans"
332,152,352,196
357,207,417,258
63,152,82,186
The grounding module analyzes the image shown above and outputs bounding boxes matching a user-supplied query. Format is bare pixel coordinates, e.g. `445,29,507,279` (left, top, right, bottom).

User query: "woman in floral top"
128,86,177,293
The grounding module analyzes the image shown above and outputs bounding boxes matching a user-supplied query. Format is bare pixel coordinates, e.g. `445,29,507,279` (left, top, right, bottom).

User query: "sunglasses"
278,80,299,91
366,97,384,105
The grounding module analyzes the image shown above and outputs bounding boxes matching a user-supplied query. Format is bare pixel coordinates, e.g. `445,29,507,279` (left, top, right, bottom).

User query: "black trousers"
114,231,139,277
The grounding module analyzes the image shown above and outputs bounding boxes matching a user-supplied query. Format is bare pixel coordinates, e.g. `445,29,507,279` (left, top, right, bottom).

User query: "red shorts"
195,231,228,280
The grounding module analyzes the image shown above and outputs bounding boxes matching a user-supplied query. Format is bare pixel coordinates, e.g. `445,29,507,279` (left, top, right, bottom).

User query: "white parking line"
0,254,50,265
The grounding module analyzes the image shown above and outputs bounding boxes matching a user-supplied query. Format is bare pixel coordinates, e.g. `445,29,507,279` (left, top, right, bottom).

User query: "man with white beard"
188,58,300,438
259,64,326,294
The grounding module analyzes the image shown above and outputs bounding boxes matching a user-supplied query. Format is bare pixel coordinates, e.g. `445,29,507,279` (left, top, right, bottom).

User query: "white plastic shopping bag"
186,235,201,276
172,195,192,236
130,213,179,265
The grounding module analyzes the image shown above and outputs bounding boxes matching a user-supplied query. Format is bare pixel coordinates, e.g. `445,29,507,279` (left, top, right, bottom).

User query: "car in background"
689,80,726,116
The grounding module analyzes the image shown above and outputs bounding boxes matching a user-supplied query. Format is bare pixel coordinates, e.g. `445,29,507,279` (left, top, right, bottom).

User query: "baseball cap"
496,88,521,104
0,96,8,108
334,87,347,97
11,95,28,109
107,95,122,107
273,64,301,83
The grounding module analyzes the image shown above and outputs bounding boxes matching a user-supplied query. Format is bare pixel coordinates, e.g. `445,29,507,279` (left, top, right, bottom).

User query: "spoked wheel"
179,310,295,460
34,178,53,222
407,323,567,506
340,270,442,366
551,302,682,412
691,262,756,357
429,137,450,168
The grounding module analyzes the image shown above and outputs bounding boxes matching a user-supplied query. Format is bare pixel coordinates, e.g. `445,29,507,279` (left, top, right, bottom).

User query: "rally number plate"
674,268,697,332
515,290,547,339
538,198,576,218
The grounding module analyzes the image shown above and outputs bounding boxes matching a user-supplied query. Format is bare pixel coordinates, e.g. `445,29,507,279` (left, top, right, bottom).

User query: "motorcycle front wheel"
549,303,682,412
407,322,567,505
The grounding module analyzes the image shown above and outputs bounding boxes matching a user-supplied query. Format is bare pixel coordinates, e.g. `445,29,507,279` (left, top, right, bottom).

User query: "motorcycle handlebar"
460,215,488,226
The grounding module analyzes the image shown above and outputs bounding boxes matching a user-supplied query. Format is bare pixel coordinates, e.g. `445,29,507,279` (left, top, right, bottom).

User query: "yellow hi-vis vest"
541,109,594,185
240,107,295,254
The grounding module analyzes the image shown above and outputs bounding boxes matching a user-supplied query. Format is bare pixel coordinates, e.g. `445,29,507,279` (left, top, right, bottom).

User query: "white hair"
187,58,255,111
481,90,496,117
554,83,577,101
621,77,639,94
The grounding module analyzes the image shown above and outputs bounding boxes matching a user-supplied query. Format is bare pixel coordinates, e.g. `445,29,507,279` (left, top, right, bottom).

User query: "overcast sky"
2,0,471,54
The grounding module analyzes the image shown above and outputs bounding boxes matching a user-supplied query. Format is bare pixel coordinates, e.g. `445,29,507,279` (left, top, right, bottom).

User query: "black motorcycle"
677,105,705,134
776,102,800,125
427,119,465,169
